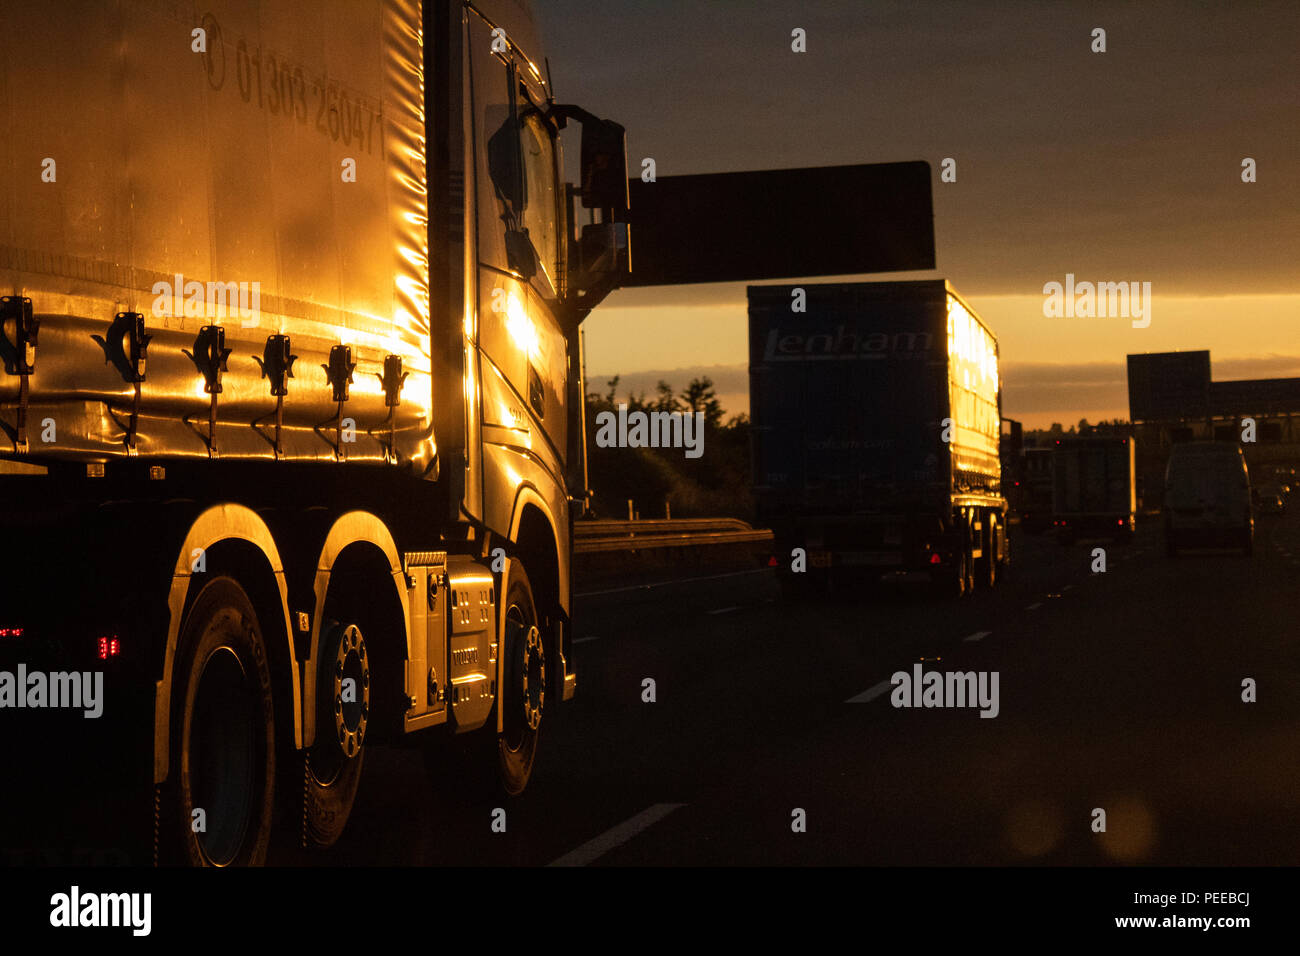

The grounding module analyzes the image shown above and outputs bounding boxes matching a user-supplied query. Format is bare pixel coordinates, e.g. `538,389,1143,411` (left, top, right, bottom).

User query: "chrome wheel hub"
332,624,369,758
520,624,545,732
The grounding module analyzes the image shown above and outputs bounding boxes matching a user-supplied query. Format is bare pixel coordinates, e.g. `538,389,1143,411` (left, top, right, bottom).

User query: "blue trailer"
749,280,1008,597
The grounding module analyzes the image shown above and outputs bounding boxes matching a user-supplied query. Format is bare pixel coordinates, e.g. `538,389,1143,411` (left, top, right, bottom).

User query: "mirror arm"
546,103,601,131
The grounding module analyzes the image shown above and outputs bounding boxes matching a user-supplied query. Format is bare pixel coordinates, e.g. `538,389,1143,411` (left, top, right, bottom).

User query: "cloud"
591,355,1300,428
997,356,1300,425
543,0,1300,296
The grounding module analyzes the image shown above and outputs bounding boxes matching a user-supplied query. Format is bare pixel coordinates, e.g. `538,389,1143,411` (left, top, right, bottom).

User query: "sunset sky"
540,0,1299,428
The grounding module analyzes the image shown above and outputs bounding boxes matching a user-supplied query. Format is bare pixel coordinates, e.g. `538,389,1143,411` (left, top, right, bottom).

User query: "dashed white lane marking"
963,630,992,643
574,635,602,645
846,679,893,704
706,605,742,615
1062,584,1076,591
1026,602,1043,611
548,803,687,867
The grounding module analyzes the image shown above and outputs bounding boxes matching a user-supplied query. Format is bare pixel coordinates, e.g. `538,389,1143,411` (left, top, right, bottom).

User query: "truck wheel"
499,563,544,796
936,542,971,599
303,621,368,848
163,577,275,866
978,521,998,590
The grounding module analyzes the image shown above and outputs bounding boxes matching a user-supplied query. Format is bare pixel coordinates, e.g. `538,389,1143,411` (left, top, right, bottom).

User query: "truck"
1019,445,1055,533
1164,440,1253,556
749,280,1008,598
1000,418,1023,517
1049,436,1137,543
0,0,644,866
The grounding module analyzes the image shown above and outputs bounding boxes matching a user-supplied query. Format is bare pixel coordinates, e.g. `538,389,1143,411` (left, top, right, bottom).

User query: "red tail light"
0,627,24,637
97,636,121,660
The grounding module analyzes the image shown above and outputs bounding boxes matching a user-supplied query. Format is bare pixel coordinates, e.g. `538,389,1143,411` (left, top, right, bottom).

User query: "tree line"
583,376,753,520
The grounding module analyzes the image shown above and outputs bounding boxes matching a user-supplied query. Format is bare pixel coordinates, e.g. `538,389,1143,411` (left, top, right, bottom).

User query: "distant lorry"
1164,441,1253,556
1050,436,1136,543
749,280,1008,597
1000,418,1023,512
1019,446,1055,533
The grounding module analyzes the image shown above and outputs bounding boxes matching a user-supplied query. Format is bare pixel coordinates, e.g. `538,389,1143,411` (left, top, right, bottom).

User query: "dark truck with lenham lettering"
750,280,1008,597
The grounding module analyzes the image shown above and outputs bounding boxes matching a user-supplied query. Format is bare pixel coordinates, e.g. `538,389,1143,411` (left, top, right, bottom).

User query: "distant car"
1254,480,1286,515
1164,442,1253,556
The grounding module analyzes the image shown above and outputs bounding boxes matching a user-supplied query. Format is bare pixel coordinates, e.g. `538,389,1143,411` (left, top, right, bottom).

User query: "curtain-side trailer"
749,279,1008,598
0,0,631,865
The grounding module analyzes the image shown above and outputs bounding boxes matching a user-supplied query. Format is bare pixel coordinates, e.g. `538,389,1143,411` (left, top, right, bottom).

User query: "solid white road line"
1026,602,1043,611
963,630,992,642
573,635,602,645
846,679,893,704
706,606,742,615
548,803,688,867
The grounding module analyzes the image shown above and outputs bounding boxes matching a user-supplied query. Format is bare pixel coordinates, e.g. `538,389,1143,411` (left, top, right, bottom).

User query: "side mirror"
549,105,630,320
580,118,629,217
575,221,627,276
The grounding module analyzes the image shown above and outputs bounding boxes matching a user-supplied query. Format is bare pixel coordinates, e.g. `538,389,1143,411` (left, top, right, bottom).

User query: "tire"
1242,525,1253,557
935,538,970,599
162,577,275,866
498,562,545,796
978,519,998,590
302,619,369,848
1165,528,1178,557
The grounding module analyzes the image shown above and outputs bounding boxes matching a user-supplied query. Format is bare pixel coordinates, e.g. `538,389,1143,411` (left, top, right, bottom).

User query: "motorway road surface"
272,509,1300,866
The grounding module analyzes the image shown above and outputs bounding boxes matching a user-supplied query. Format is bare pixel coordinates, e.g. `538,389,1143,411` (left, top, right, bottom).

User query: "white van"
1164,442,1253,556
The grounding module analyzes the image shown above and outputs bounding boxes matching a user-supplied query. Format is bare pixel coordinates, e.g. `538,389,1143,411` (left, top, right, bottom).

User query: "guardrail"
573,518,774,554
